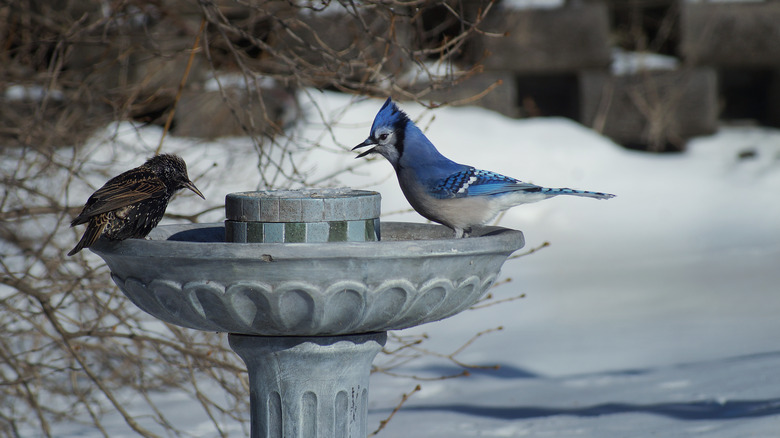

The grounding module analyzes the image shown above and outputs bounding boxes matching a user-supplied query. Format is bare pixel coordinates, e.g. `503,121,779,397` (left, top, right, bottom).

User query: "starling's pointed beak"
185,181,205,199
353,138,377,159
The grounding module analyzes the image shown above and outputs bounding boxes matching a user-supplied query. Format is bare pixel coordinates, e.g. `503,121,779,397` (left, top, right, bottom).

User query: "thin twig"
508,241,551,260
156,18,206,156
368,385,421,437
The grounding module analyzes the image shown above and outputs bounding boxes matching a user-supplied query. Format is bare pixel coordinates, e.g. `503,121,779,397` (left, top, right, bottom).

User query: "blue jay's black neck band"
394,123,405,159
392,113,408,159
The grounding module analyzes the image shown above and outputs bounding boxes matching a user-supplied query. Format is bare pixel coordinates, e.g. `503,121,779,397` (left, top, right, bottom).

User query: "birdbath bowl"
91,191,524,438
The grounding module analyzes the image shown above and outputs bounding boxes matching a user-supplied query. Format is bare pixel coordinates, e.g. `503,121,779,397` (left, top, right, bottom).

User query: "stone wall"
7,0,777,148
433,0,780,152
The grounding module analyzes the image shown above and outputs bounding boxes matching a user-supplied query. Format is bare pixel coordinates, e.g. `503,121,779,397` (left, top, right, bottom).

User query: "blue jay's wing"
429,168,542,199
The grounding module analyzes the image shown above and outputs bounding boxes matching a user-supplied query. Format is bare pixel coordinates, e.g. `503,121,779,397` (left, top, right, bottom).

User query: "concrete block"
306,222,330,243
263,223,285,243
347,220,366,243
474,2,611,73
258,196,280,223
173,88,296,139
279,198,303,222
300,198,325,222
579,68,718,150
246,222,263,243
273,6,411,84
422,71,520,118
224,190,381,243
681,2,780,68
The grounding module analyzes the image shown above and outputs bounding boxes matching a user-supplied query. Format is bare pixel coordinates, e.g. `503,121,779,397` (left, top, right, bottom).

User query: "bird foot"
453,227,472,239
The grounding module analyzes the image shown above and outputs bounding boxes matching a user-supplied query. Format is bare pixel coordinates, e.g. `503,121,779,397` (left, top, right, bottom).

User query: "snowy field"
320,95,780,438
61,91,780,437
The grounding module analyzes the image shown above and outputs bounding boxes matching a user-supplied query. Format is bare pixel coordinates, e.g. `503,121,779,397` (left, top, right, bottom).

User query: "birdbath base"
228,332,387,438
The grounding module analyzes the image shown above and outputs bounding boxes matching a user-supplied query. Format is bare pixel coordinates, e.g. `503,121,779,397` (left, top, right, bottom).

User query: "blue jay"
353,98,615,238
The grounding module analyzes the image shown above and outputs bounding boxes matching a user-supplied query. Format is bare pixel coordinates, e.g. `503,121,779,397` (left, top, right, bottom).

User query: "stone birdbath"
91,189,524,438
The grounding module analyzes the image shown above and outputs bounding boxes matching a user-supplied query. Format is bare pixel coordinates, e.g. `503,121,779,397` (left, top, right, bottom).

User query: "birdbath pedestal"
91,189,524,438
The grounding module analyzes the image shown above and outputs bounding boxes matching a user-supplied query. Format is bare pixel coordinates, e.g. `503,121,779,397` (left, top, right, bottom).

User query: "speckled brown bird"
68,154,204,256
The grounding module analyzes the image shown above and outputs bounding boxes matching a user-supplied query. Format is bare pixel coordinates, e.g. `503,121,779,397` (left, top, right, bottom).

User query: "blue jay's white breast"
445,191,554,228
398,169,554,230
440,196,497,228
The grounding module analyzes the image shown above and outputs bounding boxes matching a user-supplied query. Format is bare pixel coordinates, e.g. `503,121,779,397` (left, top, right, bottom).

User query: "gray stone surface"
92,222,524,336
229,333,386,438
226,189,380,222
225,189,382,243
92,220,523,438
421,71,521,118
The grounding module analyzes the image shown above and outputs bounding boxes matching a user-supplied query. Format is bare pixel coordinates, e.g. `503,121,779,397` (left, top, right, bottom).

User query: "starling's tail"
68,220,106,256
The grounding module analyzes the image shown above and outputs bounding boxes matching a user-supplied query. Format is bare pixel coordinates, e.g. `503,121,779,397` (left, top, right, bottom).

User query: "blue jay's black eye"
378,133,388,141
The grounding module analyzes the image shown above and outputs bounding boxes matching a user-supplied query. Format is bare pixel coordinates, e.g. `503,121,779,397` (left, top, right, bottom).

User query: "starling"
68,154,205,256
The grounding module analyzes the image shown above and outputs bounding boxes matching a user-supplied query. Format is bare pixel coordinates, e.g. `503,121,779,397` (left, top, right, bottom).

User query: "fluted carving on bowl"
111,273,497,335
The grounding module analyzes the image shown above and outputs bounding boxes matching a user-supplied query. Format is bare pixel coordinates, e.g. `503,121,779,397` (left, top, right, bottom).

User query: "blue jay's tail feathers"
542,187,615,200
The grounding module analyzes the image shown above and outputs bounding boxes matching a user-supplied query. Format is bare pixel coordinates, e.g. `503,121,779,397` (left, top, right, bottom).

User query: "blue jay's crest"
353,97,417,163
371,97,410,135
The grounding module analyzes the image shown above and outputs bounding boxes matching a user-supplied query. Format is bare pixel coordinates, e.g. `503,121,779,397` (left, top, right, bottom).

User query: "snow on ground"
300,93,780,437
60,91,780,436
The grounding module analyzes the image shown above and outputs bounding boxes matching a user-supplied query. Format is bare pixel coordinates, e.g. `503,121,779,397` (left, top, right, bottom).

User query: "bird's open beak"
352,138,377,159
185,181,205,199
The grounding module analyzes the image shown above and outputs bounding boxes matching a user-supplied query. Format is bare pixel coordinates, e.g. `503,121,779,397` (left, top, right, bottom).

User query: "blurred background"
4,0,780,153
2,1,779,437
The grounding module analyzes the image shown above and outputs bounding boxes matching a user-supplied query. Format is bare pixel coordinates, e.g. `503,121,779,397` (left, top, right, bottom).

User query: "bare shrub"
1,1,506,436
